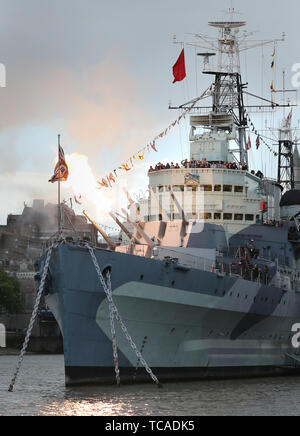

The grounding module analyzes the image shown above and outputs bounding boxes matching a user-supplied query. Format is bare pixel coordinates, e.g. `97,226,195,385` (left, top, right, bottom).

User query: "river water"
0,355,300,416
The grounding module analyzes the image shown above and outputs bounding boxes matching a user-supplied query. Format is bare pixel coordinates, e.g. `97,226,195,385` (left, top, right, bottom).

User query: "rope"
245,111,279,158
87,245,161,387
8,245,55,392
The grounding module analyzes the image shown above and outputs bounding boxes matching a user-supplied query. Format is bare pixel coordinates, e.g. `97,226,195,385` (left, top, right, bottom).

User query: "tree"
0,267,22,313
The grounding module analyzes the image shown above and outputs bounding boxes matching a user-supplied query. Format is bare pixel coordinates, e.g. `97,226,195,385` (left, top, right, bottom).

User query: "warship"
38,13,300,386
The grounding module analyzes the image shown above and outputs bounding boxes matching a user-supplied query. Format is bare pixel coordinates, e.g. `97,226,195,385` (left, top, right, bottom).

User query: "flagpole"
58,134,61,235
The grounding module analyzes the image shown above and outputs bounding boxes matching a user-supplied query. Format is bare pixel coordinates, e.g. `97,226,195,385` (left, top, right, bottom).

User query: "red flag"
49,145,68,183
246,135,252,151
256,136,260,150
172,49,186,84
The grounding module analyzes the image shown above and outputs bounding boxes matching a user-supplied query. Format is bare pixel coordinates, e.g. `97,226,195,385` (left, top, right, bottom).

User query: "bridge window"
200,185,212,192
224,213,233,220
234,214,243,221
199,213,212,220
223,185,233,192
234,186,244,193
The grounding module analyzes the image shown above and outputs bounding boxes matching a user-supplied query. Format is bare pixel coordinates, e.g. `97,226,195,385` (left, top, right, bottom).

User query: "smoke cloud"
0,52,163,223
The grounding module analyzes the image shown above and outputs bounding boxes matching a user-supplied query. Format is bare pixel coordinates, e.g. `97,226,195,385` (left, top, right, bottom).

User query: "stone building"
0,199,97,352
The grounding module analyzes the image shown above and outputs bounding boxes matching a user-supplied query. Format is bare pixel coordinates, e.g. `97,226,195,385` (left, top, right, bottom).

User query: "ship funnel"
280,190,300,219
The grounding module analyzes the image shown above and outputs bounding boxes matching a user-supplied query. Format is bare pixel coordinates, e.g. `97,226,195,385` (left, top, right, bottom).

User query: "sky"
0,0,299,225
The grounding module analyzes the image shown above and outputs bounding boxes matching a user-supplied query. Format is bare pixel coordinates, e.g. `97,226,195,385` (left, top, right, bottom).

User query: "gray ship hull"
43,243,300,386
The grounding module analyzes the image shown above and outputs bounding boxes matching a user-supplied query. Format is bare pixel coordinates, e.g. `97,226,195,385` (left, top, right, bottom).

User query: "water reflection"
39,375,300,416
1,355,300,416
40,384,167,416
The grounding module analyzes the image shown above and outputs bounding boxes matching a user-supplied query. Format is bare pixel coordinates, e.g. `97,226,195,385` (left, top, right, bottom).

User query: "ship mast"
277,126,295,191
171,8,288,166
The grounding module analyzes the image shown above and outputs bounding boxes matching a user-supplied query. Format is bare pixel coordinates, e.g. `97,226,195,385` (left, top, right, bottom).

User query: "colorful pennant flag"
121,164,131,171
270,81,275,92
285,109,292,128
246,135,252,151
97,178,109,188
256,136,260,150
151,142,158,152
109,173,115,183
137,151,145,161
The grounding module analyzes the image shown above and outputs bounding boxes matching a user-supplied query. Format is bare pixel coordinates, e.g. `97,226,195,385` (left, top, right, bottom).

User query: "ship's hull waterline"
43,243,300,386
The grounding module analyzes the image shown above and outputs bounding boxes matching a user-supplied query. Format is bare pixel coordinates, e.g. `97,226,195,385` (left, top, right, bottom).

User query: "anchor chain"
8,244,55,392
106,270,121,386
87,245,160,387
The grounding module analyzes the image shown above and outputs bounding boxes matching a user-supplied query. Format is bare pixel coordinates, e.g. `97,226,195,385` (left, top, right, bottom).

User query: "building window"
199,213,212,220
234,186,244,193
214,213,221,220
234,214,243,221
158,186,164,193
223,185,233,192
200,185,212,192
245,214,254,221
224,213,233,220
214,185,222,192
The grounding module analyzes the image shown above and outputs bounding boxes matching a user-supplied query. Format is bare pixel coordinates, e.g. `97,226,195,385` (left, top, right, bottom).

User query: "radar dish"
208,21,246,29
197,53,216,57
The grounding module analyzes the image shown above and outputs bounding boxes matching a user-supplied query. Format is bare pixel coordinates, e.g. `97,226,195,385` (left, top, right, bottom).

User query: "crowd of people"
264,219,284,227
148,159,249,173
